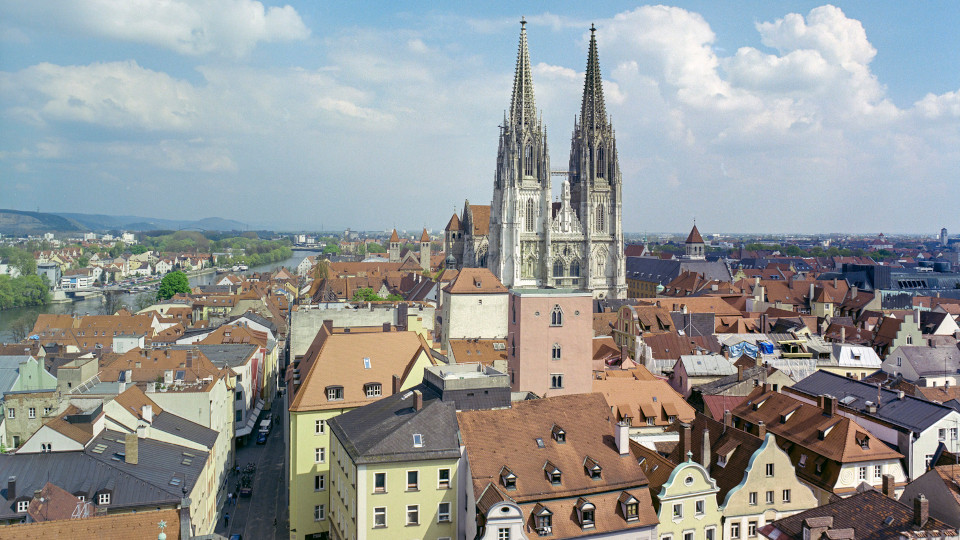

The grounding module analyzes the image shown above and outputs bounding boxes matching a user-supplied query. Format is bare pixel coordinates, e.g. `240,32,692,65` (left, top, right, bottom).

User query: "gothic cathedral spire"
580,24,607,132
510,18,537,128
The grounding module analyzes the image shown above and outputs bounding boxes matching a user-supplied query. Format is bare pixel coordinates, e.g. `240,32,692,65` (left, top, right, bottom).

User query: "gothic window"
597,146,605,179
477,246,488,267
524,144,534,177
596,204,605,232
551,305,563,326
526,199,535,232
553,260,565,277
570,260,581,277
589,146,594,178
552,344,561,360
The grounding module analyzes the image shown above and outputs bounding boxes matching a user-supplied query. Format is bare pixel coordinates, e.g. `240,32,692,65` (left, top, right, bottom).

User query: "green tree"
135,293,155,311
130,244,149,255
156,271,191,300
352,288,384,302
323,244,341,255
366,243,386,254
9,314,36,342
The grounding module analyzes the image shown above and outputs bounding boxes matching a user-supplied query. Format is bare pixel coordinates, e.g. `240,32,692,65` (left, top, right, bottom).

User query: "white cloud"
8,0,309,57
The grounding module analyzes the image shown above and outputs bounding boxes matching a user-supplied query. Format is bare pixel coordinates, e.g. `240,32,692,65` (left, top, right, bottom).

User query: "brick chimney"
382,322,390,332
322,319,333,333
701,427,711,468
723,410,732,429
413,390,423,411
757,421,766,439
737,364,744,382
392,374,400,394
6,477,15,501
914,494,929,527
124,432,138,465
802,517,833,540
679,422,692,460
881,474,895,498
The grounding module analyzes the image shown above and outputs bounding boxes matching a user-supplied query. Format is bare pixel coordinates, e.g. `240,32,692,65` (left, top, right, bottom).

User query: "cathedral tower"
488,19,551,289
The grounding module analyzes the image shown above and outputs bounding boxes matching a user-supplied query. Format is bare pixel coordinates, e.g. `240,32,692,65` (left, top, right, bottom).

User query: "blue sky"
2,1,959,235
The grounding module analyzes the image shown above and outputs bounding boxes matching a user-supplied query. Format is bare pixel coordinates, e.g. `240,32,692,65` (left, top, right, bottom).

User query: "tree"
100,293,127,315
135,293,156,311
352,287,384,302
9,315,35,342
323,244,341,255
366,243,386,254
130,245,149,255
157,271,191,300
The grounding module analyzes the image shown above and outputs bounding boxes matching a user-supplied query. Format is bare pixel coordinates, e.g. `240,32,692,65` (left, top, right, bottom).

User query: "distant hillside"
0,209,81,234
54,213,247,232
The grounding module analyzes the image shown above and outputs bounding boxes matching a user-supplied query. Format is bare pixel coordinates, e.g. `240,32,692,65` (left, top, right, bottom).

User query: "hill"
54,213,247,232
0,209,81,234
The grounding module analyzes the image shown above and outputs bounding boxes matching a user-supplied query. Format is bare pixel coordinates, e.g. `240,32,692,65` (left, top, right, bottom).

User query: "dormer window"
16,500,28,513
364,383,382,398
551,424,566,443
533,504,553,535
326,386,344,401
576,498,596,529
618,492,640,522
583,456,602,479
500,466,517,490
856,432,870,449
544,461,561,485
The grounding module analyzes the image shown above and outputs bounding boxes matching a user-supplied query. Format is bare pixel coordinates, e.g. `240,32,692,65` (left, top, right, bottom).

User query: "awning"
234,398,265,437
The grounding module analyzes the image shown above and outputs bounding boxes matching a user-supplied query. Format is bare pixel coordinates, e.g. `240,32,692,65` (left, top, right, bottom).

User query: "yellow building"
327,387,460,540
287,324,435,540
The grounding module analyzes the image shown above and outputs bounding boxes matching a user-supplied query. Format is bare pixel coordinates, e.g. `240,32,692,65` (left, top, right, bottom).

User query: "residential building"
882,345,960,387
289,302,435,360
286,324,435,540
687,365,794,421
438,267,508,352
872,312,922,358
900,464,960,528
730,389,907,502
787,370,960,480
0,355,58,448
458,393,660,539
670,355,737,398
507,288,593,397
759,490,958,540
593,368,695,438
817,344,881,380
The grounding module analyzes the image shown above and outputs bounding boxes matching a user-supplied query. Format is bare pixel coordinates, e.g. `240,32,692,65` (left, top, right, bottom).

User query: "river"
0,249,318,342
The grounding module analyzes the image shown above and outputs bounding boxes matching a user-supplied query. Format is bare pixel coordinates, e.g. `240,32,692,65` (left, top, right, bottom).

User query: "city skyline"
2,2,959,234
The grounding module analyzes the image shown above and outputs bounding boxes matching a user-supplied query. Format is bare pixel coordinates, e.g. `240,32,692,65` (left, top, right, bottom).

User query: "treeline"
0,275,50,309
740,243,894,259
218,238,293,268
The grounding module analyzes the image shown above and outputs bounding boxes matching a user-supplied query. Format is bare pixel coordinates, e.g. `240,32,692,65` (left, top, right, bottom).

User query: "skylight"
535,437,545,448
363,357,371,369
413,433,423,447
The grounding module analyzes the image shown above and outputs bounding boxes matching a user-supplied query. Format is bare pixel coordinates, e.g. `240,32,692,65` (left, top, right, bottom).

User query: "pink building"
507,289,593,397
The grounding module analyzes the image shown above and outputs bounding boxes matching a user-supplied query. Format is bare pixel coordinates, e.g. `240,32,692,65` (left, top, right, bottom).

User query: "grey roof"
230,311,277,333
626,257,681,286
672,312,716,337
0,451,180,519
790,370,956,433
169,343,257,367
85,429,209,498
0,355,27,394
151,411,219,448
694,365,771,394
328,384,460,465
678,259,733,282
892,345,960,377
679,354,736,376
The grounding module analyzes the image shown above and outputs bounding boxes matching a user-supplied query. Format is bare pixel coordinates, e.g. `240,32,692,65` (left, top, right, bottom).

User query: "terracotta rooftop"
4,508,181,540
442,267,507,294
686,225,704,244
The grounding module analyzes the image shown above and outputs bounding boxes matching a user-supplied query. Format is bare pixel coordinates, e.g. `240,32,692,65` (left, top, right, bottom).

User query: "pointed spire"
509,17,537,127
580,24,607,130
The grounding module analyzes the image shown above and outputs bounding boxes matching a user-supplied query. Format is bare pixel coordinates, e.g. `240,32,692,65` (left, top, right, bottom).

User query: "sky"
1,1,959,235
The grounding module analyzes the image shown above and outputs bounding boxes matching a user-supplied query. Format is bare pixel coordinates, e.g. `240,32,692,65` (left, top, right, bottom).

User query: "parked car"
256,431,268,445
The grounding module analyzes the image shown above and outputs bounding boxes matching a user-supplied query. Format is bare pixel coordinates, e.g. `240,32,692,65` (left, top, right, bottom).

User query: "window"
28,408,35,419
326,386,344,401
695,500,704,515
438,468,451,489
406,504,419,525
235,391,242,401
407,470,419,491
799,454,808,467
315,447,325,463
553,260,565,277
315,419,325,434
926,454,934,469
363,357,371,369
314,474,325,491
235,409,242,422
952,428,959,440
874,465,882,480
684,532,694,540
706,528,716,540
596,204,605,232
858,467,866,481
765,463,774,477
374,472,386,493
374,507,387,528
315,504,325,521
646,416,655,426
365,383,382,398
526,199,535,232
550,305,563,326
7,408,14,419
939,428,947,441
16,500,28,513
98,493,110,505
597,146,605,179
748,492,757,506
551,344,561,360
906,335,913,345
550,374,563,389
43,407,52,416
782,489,791,503
498,528,511,540
731,523,740,539
673,503,682,519
524,144,534,177
749,521,758,537
765,491,774,504
438,502,451,522
413,433,423,448
626,502,639,520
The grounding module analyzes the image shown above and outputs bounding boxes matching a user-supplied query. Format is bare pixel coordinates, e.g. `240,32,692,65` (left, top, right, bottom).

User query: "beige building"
438,267,508,352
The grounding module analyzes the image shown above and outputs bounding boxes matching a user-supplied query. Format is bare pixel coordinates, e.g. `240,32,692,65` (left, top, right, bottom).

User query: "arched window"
524,144,534,177
551,305,563,326
570,260,580,277
477,248,487,268
526,199,535,232
597,146,605,179
596,204,605,232
552,344,561,360
553,260,564,277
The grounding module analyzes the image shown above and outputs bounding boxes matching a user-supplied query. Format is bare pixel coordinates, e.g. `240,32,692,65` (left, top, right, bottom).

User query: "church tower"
388,229,401,263
419,228,431,272
566,25,625,298
488,19,551,289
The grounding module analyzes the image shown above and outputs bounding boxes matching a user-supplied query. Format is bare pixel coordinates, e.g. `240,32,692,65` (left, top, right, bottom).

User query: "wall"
290,304,436,359
656,460,721,540
440,290,508,351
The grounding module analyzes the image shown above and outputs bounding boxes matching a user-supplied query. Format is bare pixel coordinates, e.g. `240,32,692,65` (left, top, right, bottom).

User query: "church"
444,21,626,299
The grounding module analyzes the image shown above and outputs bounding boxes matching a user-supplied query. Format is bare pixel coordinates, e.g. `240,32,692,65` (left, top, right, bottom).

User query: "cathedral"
445,21,626,299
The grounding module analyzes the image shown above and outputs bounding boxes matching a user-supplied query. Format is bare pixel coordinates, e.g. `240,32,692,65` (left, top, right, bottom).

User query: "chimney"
757,421,766,439
679,422,692,460
738,364,744,381
898,390,905,400
322,319,333,333
392,374,400,394
142,405,153,423
802,517,833,540
810,283,815,304
760,313,768,333
823,395,838,416
701,427,711,468
914,494,929,527
841,327,845,344
881,474,895,498
817,395,827,409
723,410,732,429
382,322,390,332
124,432,138,464
615,421,630,456
852,285,858,299
6,477,15,501
413,390,423,411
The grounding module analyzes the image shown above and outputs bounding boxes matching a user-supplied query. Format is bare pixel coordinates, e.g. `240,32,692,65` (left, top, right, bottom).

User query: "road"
216,396,289,539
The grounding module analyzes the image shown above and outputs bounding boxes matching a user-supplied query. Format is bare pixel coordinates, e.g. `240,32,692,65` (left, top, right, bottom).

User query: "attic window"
175,370,185,381
326,386,344,401
551,424,566,443
364,383,382,398
855,432,870,449
544,462,562,485
576,498,596,529
413,433,423,448
619,492,640,522
363,357,371,369
583,456,602,479
501,467,517,490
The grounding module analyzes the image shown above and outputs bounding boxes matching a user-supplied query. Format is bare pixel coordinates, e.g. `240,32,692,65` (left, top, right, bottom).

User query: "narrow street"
216,396,288,539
